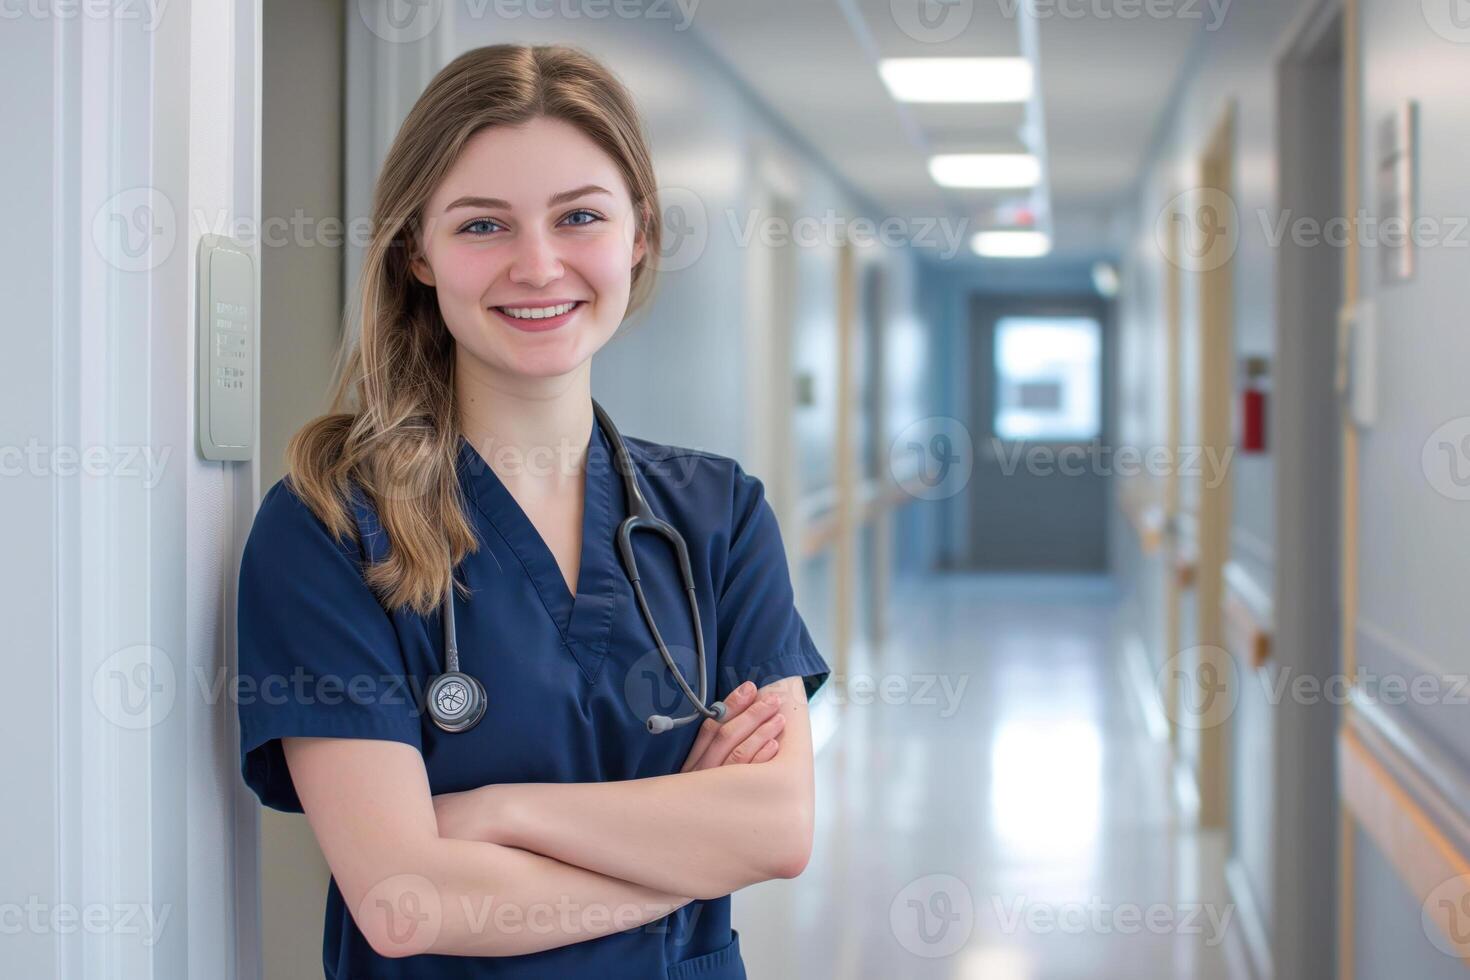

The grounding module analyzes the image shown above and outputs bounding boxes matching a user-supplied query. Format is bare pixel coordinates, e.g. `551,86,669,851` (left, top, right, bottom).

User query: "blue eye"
457,209,604,237
562,209,603,227
459,218,502,236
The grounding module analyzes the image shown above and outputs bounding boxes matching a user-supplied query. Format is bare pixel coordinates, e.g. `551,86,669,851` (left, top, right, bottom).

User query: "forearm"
474,763,812,901
368,836,691,959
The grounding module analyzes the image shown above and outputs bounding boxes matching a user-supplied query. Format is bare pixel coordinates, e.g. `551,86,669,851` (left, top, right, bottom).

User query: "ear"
410,248,435,288
631,201,651,269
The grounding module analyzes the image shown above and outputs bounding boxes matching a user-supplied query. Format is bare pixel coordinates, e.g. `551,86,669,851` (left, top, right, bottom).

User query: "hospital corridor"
6,0,1470,978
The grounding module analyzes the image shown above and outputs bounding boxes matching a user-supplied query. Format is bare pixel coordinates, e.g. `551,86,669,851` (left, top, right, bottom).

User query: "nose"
507,225,564,290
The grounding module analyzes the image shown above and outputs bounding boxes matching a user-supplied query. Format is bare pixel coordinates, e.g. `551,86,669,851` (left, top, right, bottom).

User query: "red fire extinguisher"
1240,356,1268,453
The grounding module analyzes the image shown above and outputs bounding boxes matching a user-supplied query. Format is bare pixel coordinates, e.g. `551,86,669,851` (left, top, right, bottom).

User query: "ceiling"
688,0,1202,266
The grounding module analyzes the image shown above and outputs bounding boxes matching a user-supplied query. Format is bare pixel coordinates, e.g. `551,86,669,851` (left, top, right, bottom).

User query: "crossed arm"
280,674,814,959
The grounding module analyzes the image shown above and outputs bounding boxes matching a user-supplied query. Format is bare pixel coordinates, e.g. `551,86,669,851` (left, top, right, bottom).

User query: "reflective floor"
735,573,1248,980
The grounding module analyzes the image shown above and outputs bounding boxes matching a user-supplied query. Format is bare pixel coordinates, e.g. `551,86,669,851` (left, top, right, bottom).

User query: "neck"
454,353,594,492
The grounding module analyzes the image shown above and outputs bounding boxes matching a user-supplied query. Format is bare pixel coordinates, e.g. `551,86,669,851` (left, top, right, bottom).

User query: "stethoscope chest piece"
428,573,487,734
426,670,486,733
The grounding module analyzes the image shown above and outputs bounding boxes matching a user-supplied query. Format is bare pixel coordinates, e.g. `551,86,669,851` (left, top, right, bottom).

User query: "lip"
490,300,585,333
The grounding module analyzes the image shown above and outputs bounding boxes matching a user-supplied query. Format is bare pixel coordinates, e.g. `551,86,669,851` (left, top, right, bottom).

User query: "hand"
678,681,786,773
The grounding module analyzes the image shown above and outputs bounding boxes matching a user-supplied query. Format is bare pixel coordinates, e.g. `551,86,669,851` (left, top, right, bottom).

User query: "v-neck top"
235,413,830,979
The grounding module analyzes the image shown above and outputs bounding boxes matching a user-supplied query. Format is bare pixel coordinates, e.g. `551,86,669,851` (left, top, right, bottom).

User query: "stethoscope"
424,398,729,736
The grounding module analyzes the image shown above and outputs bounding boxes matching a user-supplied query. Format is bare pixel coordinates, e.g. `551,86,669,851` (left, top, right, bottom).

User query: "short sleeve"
714,464,830,703
236,479,423,813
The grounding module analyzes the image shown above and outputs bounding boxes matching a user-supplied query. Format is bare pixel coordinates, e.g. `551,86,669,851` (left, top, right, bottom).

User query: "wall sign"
1376,101,1417,286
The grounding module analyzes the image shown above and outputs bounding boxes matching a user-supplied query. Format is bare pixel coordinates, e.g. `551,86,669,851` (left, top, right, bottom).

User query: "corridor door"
966,296,1111,571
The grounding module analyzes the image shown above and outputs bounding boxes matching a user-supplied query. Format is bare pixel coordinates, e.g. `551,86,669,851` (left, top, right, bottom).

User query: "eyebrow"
443,184,613,212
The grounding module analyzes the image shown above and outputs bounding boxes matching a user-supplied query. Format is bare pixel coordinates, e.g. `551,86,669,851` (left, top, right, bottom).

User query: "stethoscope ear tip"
646,715,673,734
710,701,728,722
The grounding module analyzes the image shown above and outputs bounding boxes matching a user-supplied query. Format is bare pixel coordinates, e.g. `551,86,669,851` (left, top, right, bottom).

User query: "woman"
236,43,828,979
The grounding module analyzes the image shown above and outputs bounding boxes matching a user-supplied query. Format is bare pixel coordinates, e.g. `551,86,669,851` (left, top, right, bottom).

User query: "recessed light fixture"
878,57,1033,103
972,231,1052,258
930,154,1041,189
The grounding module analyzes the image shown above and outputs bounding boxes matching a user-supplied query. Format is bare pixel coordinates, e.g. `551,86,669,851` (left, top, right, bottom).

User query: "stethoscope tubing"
427,398,727,734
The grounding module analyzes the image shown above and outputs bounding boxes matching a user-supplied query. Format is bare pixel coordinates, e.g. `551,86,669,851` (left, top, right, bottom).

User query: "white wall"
1,1,263,978
1115,2,1307,962
1113,2,1470,978
1350,0,1470,975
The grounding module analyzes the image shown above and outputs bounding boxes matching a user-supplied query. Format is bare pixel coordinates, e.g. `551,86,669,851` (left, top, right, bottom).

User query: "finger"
750,739,780,763
703,694,780,767
680,682,758,773
725,713,785,766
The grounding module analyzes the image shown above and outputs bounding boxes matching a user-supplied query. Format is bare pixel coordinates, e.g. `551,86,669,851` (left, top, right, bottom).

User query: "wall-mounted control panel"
196,234,255,461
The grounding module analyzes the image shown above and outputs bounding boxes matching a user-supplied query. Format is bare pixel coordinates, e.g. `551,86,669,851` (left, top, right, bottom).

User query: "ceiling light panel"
878,58,1034,104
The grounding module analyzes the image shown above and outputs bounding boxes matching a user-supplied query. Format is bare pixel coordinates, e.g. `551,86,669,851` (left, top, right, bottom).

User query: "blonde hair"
284,43,662,615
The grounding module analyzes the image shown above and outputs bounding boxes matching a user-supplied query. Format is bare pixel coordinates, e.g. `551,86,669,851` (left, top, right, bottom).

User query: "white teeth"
498,302,578,319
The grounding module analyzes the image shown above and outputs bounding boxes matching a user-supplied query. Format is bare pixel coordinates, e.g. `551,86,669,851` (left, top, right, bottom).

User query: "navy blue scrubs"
236,415,830,979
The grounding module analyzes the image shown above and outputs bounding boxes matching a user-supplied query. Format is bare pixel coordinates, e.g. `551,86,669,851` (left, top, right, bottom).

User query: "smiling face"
410,115,648,384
